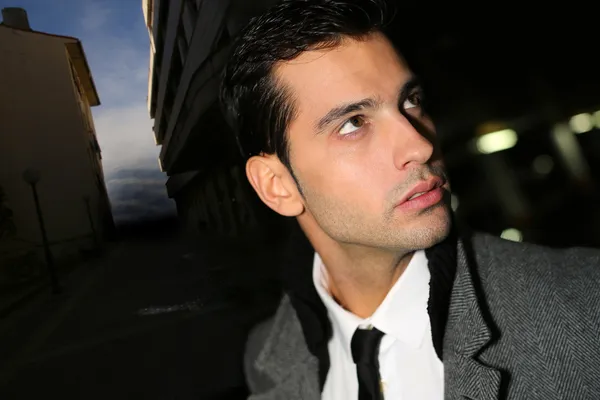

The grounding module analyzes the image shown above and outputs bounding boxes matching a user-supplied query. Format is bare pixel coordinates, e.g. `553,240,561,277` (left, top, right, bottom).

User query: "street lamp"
83,195,99,249
22,168,61,294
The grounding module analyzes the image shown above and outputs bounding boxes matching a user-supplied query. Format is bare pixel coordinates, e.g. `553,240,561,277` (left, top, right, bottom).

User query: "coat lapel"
443,237,502,400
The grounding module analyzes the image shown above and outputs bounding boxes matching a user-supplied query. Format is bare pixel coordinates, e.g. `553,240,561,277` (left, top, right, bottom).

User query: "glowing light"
593,110,600,128
476,129,518,154
551,123,590,180
451,194,459,211
501,228,523,242
569,113,593,134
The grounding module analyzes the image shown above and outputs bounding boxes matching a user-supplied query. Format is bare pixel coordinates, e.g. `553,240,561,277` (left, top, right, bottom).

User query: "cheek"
291,132,392,209
318,157,390,209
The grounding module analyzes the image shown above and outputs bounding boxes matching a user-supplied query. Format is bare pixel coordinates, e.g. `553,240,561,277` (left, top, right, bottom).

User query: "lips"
408,191,429,201
396,176,445,207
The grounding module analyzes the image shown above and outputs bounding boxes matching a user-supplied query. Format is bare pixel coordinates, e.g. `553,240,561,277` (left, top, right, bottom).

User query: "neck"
300,220,413,319
327,246,413,319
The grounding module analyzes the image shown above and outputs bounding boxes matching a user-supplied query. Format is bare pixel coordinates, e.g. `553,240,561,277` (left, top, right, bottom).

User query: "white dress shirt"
313,250,444,399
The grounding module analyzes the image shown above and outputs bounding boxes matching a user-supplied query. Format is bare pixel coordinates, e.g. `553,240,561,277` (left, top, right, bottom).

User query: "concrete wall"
174,164,263,239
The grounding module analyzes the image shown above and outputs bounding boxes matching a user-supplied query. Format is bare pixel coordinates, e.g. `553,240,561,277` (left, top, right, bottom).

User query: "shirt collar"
312,250,431,359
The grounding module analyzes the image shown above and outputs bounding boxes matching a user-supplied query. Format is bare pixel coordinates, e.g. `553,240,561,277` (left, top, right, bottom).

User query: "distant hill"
105,167,177,225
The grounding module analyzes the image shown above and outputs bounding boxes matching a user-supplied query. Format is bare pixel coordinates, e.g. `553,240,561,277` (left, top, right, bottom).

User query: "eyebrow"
314,98,381,133
314,76,420,134
399,76,420,103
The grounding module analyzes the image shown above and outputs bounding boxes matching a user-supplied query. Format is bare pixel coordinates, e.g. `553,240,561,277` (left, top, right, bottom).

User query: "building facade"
142,0,280,239
0,8,114,276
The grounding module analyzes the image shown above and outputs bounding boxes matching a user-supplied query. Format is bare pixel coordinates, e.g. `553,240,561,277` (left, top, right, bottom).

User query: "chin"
424,205,452,242
400,204,452,250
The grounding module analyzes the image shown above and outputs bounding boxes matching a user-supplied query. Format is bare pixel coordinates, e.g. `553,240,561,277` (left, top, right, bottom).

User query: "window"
155,114,168,142
170,46,183,89
213,26,230,52
70,62,83,99
163,99,172,127
158,0,169,33
91,136,101,155
68,60,93,132
177,24,188,64
181,0,197,42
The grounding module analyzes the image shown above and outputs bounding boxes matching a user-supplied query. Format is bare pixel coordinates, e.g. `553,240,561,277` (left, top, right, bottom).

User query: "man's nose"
388,113,435,171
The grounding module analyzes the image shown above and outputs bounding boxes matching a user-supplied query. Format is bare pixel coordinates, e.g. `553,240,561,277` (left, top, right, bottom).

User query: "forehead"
274,33,412,122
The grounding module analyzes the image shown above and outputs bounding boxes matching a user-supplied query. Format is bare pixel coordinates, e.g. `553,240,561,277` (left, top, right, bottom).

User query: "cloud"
78,1,150,108
93,104,176,223
107,171,172,203
79,0,113,32
93,103,159,174
108,178,166,187
73,0,176,222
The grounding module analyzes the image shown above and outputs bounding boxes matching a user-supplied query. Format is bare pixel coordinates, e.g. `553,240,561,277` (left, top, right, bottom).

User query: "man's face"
274,33,451,251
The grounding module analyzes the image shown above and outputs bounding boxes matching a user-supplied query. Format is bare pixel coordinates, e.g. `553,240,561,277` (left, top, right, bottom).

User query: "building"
142,0,280,239
0,8,114,275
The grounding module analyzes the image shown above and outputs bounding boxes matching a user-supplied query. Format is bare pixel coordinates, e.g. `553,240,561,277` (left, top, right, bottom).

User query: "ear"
246,154,304,217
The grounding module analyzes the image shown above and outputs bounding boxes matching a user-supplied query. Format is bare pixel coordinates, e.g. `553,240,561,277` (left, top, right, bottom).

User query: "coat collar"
250,296,321,400
254,224,502,399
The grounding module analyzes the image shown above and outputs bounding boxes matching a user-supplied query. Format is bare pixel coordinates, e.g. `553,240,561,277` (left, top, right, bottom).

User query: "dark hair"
220,0,392,171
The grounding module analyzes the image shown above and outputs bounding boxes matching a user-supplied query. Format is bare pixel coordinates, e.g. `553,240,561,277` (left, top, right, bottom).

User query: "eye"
403,89,422,110
339,115,365,135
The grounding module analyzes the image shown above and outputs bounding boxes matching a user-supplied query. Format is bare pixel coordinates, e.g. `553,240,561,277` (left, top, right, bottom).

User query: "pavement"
0,249,94,320
0,231,283,399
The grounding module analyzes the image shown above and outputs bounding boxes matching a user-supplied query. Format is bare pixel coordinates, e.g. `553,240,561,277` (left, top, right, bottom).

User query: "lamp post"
22,169,61,294
83,195,99,249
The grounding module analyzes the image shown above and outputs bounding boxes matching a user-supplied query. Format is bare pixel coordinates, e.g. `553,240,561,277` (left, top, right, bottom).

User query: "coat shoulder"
468,232,600,319
244,295,300,394
466,234,600,397
244,313,277,394
470,232,600,288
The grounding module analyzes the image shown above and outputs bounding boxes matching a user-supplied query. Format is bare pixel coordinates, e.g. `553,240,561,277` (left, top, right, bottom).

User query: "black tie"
351,327,385,400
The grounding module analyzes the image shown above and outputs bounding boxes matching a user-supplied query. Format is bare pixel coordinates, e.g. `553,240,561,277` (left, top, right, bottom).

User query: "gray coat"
244,233,600,399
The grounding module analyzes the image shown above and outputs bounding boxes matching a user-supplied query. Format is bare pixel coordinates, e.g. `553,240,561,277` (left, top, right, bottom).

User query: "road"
0,233,282,399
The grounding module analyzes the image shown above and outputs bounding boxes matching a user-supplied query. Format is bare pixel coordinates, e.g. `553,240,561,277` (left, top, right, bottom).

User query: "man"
220,0,600,398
